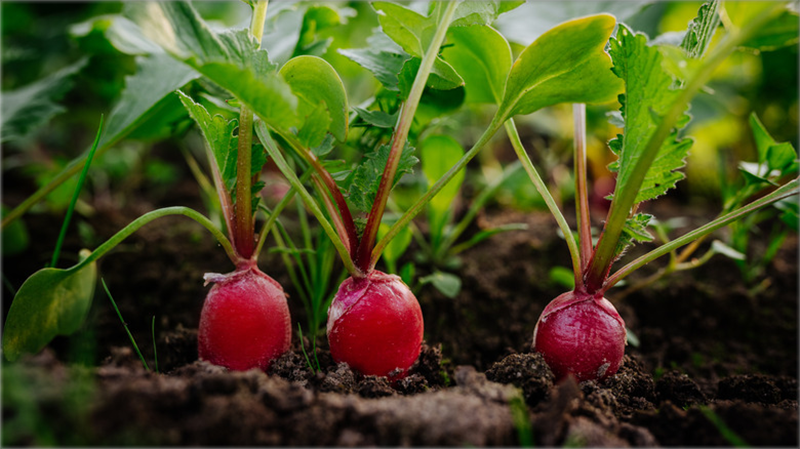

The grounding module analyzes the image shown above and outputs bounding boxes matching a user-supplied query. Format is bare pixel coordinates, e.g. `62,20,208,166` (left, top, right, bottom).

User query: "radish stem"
356,0,461,273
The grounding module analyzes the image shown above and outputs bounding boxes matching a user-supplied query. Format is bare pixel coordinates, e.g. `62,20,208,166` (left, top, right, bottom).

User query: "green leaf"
338,30,408,91
450,1,524,28
3,250,97,361
372,1,432,57
102,54,199,148
353,107,398,129
416,85,467,125
176,91,238,189
398,57,463,97
296,103,331,149
607,25,693,205
616,213,654,257
344,142,418,214
372,2,464,93
125,2,299,131
293,5,353,58
70,14,164,56
312,134,336,157
419,271,461,298
378,222,412,267
775,198,799,229
280,55,349,143
443,25,511,104
422,135,465,230
680,0,721,59
2,58,87,143
767,143,798,173
498,14,623,119
495,1,649,45
399,262,416,287
746,112,798,182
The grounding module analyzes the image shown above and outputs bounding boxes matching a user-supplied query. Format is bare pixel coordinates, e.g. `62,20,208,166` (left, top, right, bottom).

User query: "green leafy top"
348,1,524,97
371,2,463,91
497,14,623,119
442,25,511,104
734,113,799,202
342,142,418,218
279,55,349,146
680,0,720,58
125,2,299,131
177,91,268,212
2,58,87,143
607,25,693,206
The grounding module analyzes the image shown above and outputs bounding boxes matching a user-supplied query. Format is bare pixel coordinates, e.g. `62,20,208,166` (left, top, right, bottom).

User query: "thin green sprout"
102,278,150,371
151,316,159,374
257,121,358,275
297,323,317,373
505,119,583,287
50,115,104,268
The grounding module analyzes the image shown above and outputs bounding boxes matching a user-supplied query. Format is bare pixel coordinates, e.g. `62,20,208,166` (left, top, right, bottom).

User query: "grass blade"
101,278,149,371
50,115,104,268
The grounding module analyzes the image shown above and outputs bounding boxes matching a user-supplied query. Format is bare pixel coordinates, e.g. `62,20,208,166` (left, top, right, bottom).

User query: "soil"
2,164,798,446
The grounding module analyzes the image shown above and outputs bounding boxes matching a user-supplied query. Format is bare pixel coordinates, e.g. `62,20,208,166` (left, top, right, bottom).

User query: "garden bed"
3,172,797,446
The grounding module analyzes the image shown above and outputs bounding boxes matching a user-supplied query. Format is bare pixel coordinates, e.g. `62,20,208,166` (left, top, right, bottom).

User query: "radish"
199,265,291,371
259,2,468,379
506,9,799,383
532,291,625,381
327,271,423,378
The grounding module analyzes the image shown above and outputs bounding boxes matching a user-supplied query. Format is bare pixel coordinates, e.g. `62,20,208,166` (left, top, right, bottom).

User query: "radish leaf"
3,250,97,362
280,55,349,144
372,2,464,90
607,25,692,205
498,14,623,120
449,1,524,28
344,143,418,215
443,25,511,104
177,91,267,210
353,107,398,129
615,213,654,257
101,54,199,148
419,271,461,298
338,30,408,91
680,0,720,58
125,2,299,131
2,58,87,143
726,3,799,51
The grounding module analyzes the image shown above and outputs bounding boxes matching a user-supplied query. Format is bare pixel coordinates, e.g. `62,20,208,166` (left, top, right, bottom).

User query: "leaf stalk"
605,178,798,291
356,0,461,274
584,3,785,293
505,119,583,289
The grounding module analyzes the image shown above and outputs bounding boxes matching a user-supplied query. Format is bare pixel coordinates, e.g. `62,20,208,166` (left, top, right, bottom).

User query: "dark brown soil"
2,173,798,446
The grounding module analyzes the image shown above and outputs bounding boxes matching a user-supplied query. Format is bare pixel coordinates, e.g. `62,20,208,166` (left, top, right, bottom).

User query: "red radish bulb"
198,265,291,371
327,271,423,379
532,290,626,382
